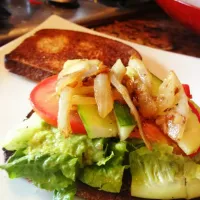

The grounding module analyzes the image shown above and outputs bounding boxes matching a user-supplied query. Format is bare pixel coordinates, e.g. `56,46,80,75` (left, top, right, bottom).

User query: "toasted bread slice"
5,29,141,81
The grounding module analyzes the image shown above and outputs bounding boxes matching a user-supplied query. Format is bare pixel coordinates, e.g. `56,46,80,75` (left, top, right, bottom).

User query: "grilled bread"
5,29,141,81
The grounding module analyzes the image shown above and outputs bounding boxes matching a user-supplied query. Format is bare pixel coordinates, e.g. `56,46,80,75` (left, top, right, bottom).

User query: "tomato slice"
30,75,58,126
182,84,192,99
182,83,200,122
188,101,200,122
30,75,86,134
129,121,184,155
70,110,86,134
129,121,171,144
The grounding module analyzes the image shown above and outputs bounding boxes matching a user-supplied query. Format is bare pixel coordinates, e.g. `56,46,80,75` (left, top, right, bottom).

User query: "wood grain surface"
95,10,200,58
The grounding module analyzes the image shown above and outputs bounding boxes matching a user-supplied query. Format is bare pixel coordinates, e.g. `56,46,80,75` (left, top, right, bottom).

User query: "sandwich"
1,29,200,200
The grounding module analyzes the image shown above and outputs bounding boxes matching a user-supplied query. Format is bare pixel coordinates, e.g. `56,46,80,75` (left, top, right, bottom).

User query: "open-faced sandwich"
1,29,200,200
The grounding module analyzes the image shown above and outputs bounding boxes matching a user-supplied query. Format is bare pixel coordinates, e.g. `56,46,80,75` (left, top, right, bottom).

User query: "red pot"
29,0,43,5
156,0,200,34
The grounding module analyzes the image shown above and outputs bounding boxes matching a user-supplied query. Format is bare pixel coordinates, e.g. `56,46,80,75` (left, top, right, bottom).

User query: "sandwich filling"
1,57,200,200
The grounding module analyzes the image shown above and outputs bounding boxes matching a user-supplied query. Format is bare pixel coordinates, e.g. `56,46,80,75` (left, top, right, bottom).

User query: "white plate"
0,15,200,200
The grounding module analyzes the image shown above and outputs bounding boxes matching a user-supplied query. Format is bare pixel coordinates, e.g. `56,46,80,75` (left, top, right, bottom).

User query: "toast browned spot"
5,29,141,82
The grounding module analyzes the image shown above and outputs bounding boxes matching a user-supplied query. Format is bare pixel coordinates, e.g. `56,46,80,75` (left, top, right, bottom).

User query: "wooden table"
95,9,200,58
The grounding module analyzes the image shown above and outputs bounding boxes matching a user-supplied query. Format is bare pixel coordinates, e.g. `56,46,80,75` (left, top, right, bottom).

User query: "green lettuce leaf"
0,115,113,195
126,138,145,152
78,141,127,193
129,144,200,199
79,165,125,193
53,184,76,200
0,128,109,192
3,115,108,166
0,150,78,191
109,141,127,165
96,151,114,166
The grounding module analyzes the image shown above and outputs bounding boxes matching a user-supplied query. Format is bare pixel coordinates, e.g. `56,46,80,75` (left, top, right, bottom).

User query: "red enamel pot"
156,0,200,34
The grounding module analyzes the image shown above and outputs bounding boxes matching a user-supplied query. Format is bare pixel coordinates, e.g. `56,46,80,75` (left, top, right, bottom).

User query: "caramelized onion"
110,72,151,149
72,95,96,105
156,71,189,140
94,73,113,118
57,87,73,137
111,59,126,82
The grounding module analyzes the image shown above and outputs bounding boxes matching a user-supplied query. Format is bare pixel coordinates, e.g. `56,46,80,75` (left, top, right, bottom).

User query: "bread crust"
5,60,54,81
5,29,141,81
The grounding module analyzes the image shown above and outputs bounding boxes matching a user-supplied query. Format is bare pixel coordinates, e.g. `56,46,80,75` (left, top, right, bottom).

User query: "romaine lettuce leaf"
79,165,125,193
126,138,145,152
0,150,78,191
129,144,200,199
96,151,114,166
53,184,76,200
0,128,109,193
105,141,127,165
3,115,108,166
0,115,120,195
129,144,187,199
78,141,127,193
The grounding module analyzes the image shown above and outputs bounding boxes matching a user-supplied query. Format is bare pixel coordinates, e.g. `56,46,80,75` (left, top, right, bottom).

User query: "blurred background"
0,0,200,57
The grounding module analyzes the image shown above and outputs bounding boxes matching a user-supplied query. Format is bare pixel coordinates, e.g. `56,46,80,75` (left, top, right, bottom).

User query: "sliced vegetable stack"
1,57,200,200
30,57,200,155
